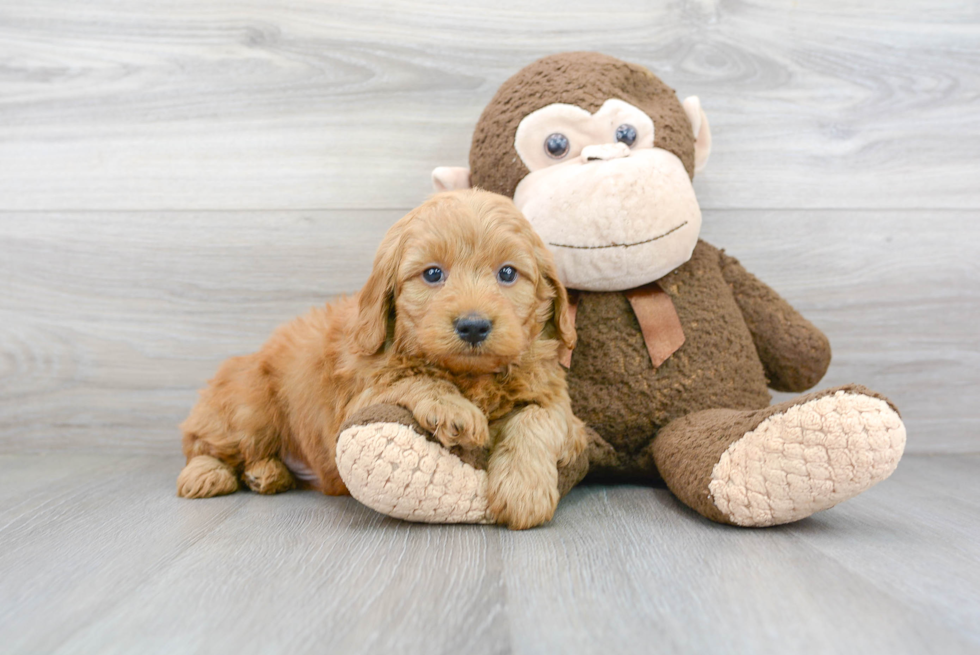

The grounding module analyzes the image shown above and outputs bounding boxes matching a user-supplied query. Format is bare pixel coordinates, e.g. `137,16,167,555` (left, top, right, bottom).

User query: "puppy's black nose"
454,314,492,345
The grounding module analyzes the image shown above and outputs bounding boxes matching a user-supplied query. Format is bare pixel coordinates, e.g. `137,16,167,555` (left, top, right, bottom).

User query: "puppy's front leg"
368,377,489,450
488,404,582,530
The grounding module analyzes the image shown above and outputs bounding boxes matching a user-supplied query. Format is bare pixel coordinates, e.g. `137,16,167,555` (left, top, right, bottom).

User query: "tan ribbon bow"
559,283,685,370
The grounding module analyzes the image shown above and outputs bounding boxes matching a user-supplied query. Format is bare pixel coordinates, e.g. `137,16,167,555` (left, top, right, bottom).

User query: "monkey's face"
434,54,712,292
511,99,701,292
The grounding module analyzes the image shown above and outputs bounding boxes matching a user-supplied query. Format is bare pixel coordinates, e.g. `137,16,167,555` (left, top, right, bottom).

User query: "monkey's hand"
719,249,831,392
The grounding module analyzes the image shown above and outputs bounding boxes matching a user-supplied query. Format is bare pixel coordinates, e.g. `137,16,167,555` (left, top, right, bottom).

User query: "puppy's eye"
615,124,637,147
544,133,569,159
422,267,444,285
497,265,518,285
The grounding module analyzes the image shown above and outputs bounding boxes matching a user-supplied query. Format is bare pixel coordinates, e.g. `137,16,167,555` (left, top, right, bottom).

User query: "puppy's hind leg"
243,458,295,494
178,353,282,499
178,455,239,498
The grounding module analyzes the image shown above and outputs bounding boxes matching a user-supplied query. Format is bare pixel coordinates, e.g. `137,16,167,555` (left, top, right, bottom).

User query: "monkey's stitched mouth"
548,221,688,250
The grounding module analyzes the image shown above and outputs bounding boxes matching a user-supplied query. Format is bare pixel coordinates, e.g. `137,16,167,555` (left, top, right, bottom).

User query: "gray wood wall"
2,0,978,454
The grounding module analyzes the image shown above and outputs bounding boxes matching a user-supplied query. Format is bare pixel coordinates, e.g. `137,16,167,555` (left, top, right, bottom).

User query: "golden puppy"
177,189,587,529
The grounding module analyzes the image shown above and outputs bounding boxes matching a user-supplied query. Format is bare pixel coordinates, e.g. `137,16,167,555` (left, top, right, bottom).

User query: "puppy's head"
352,189,574,374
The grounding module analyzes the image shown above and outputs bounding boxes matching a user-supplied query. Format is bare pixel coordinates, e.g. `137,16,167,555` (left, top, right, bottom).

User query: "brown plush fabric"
340,403,588,498
585,428,664,485
568,240,773,475
719,250,832,392
341,404,424,435
648,384,895,525
469,52,696,198
558,436,591,497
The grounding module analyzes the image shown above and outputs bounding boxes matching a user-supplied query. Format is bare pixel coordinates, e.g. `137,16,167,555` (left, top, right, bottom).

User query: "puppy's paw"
413,395,489,449
487,466,560,530
243,457,295,495
177,455,238,499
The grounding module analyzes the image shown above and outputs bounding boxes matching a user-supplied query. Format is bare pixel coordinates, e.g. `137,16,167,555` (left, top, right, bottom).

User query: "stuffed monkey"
336,52,905,528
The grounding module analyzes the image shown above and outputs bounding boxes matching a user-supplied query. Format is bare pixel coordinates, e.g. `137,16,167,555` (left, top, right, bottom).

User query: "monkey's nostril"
453,314,493,345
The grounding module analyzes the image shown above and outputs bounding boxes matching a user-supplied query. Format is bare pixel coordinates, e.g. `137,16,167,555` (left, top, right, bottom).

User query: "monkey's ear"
432,167,472,192
682,96,712,174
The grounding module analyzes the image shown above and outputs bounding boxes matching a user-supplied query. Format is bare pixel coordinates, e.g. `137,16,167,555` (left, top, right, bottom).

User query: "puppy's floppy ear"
351,220,406,355
533,237,576,351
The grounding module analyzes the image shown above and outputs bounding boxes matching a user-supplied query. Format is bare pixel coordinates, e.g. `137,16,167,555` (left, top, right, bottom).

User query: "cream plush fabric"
709,391,907,527
336,421,493,524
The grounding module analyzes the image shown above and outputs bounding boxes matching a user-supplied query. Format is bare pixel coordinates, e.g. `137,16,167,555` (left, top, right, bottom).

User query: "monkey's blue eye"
422,267,444,284
497,265,518,285
544,133,569,159
615,124,637,146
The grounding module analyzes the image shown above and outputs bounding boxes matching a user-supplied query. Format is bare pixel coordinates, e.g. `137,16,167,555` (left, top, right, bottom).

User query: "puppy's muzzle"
454,314,492,345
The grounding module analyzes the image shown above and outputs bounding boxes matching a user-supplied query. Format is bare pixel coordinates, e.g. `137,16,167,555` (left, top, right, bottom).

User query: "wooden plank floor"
0,453,977,655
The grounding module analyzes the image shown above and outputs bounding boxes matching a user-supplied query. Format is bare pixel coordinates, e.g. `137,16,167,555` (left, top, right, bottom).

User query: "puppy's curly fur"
178,189,587,529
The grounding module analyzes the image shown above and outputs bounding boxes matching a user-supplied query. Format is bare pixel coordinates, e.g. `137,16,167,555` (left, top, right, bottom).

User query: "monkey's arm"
718,251,831,393
356,375,489,449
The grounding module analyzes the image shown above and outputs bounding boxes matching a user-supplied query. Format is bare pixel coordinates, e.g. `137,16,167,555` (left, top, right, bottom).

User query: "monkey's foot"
336,405,493,524
708,389,906,527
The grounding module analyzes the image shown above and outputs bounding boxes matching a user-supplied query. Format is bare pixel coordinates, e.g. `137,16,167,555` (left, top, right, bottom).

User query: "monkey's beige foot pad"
709,390,906,527
336,421,493,524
